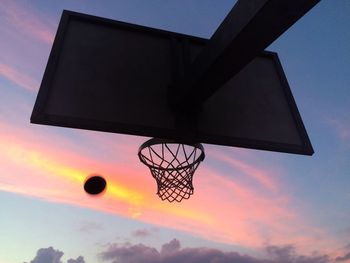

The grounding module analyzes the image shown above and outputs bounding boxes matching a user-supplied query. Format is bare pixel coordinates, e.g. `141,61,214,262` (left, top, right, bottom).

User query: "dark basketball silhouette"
84,175,106,195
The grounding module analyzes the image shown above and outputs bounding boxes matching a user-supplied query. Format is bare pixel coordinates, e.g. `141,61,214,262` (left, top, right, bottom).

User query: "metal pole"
177,0,320,109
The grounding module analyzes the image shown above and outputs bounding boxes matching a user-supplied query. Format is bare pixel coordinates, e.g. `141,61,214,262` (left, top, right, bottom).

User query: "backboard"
31,10,313,155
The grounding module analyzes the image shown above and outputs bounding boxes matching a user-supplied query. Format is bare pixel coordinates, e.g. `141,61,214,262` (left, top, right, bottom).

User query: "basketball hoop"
138,138,205,202
32,6,316,204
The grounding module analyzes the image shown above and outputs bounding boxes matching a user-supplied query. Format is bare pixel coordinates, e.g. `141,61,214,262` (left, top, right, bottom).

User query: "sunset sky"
1,1,350,263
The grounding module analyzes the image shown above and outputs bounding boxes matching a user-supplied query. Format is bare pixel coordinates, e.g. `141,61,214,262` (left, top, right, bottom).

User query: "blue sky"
0,1,350,263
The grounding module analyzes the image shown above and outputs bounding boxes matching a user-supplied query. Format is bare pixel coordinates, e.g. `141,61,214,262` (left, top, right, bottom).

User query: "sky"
0,0,349,263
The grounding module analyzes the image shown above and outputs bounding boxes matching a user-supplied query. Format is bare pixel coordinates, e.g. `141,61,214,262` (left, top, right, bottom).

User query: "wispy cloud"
208,148,279,192
78,221,104,233
131,228,159,238
0,121,342,254
0,1,56,92
1,0,55,44
0,63,38,91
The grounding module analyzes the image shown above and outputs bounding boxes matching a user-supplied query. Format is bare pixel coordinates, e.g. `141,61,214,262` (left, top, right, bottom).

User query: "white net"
138,138,205,202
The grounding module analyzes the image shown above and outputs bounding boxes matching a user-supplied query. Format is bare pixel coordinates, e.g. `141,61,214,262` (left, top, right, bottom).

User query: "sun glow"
0,124,341,252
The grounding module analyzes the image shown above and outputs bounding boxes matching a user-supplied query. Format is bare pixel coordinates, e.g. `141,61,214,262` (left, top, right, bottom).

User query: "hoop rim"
138,138,205,171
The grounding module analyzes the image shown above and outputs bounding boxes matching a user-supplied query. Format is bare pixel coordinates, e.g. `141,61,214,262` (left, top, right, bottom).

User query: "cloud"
131,228,159,238
0,118,341,252
1,0,55,44
266,245,330,263
208,149,279,192
78,220,104,233
0,120,332,251
99,239,332,263
24,247,85,263
25,247,63,263
100,243,159,263
0,0,54,92
67,257,85,263
336,251,350,262
160,238,181,255
0,63,39,91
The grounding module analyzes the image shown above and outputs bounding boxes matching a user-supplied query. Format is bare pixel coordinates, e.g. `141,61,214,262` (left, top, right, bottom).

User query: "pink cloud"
0,63,38,91
0,121,343,254
2,0,55,44
207,148,280,192
0,1,55,92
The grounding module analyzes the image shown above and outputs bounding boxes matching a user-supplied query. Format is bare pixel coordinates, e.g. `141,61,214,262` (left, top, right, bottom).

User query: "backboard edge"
270,52,314,155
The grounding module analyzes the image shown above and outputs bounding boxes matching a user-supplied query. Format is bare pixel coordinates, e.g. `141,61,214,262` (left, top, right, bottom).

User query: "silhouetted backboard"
31,10,313,155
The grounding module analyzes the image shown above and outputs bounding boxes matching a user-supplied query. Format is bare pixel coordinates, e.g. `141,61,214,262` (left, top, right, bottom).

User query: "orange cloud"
0,130,145,217
0,121,342,254
0,63,38,91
